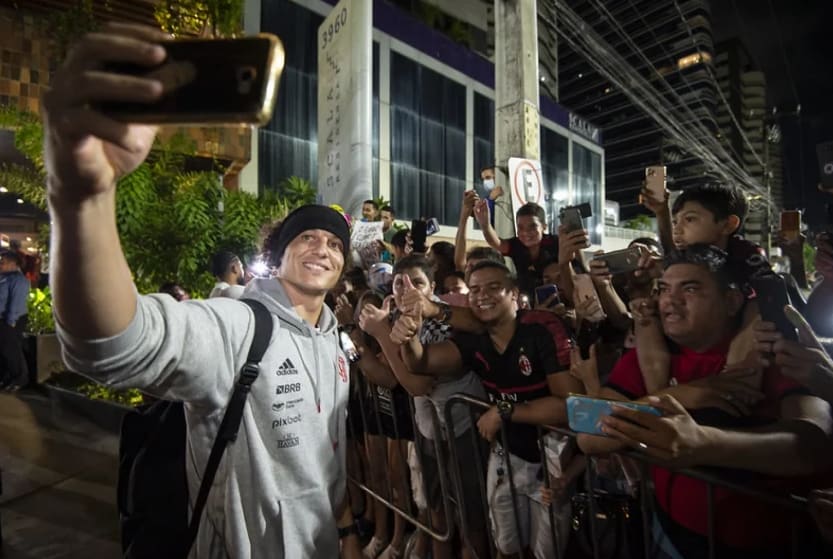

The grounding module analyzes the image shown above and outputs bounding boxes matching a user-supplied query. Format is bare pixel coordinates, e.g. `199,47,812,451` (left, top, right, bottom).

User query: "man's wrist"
423,299,441,320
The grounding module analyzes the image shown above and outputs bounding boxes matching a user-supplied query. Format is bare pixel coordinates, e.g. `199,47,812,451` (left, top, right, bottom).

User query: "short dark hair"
671,183,748,232
391,229,410,249
363,199,379,209
393,254,434,282
0,250,21,267
159,282,188,301
381,205,394,215
480,165,495,175
663,244,738,292
343,266,369,292
428,241,455,263
465,246,504,265
444,270,466,283
516,202,546,224
211,251,240,278
467,260,517,288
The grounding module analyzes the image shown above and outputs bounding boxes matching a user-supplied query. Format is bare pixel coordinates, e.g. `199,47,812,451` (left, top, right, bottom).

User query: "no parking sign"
508,157,543,232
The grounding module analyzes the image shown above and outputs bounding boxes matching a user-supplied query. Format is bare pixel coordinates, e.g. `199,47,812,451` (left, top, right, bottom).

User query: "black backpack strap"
183,299,273,555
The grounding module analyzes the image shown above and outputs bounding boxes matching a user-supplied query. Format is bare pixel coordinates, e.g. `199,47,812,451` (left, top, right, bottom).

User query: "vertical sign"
318,0,372,219
507,157,544,232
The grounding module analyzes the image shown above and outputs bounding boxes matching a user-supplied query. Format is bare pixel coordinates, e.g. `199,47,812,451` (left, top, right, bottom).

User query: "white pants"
486,445,571,558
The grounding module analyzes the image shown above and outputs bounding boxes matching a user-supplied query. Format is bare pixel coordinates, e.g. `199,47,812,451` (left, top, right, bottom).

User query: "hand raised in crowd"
662,367,765,417
43,23,169,203
575,294,605,325
476,405,502,442
394,273,440,319
461,189,478,218
558,225,590,265
570,344,600,396
473,198,491,227
639,182,669,216
629,296,658,327
334,294,355,327
588,250,612,287
358,297,392,340
601,394,707,469
754,306,833,396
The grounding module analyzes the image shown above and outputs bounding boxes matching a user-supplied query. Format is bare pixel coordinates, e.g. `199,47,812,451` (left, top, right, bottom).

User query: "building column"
493,0,541,238
238,0,262,195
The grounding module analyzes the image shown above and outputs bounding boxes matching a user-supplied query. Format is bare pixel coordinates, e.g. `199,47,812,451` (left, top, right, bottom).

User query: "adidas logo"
275,358,298,376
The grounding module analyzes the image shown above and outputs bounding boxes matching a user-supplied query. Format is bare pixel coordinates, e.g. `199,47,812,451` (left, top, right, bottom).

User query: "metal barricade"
440,393,826,559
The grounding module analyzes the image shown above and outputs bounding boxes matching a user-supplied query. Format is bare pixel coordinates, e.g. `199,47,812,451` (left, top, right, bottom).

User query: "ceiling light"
0,186,8,193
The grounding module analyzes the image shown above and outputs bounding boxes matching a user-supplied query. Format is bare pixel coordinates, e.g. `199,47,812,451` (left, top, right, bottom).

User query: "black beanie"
269,205,351,266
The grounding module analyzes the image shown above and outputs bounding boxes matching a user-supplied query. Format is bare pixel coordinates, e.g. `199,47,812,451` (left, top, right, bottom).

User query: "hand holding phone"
753,276,798,341
567,395,662,436
572,274,606,322
96,34,285,125
534,284,560,308
593,247,642,276
779,210,802,243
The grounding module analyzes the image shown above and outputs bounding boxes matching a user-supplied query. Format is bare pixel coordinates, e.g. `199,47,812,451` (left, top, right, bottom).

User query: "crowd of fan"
194,180,833,559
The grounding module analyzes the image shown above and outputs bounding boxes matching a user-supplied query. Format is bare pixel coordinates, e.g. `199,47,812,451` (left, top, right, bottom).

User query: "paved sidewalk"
0,389,122,559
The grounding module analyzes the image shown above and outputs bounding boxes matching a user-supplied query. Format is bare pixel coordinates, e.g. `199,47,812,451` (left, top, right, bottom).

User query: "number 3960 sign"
321,8,348,49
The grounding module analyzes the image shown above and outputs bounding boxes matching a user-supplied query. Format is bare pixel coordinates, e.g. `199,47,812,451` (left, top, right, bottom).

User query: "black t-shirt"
503,234,559,297
450,310,572,462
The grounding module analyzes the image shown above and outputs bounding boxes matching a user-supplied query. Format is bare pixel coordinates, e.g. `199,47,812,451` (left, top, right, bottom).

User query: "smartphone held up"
96,34,285,126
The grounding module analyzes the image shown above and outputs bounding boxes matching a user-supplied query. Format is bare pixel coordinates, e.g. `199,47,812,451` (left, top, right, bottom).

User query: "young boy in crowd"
637,182,774,391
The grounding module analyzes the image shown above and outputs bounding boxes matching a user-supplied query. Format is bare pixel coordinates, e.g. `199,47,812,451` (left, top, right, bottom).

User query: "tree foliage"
1,107,302,298
154,0,244,38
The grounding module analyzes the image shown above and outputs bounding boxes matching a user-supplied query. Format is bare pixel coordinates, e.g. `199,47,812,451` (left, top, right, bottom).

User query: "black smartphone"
411,219,428,253
575,320,601,360
96,34,285,125
534,284,559,307
753,276,797,341
596,247,641,275
560,207,584,233
817,141,833,190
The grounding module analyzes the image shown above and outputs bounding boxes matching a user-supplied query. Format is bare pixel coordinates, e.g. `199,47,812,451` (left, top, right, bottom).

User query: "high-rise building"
715,39,783,245
557,0,722,219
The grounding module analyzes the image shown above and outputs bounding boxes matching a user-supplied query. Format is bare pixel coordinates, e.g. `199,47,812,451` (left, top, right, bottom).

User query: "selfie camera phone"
645,165,667,200
596,247,641,275
560,207,584,234
572,274,606,322
779,210,802,242
567,395,662,436
410,219,428,253
96,34,285,126
752,276,798,341
534,284,559,307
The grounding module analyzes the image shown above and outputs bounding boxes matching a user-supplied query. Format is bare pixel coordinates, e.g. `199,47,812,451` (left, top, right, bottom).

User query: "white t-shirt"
209,281,246,299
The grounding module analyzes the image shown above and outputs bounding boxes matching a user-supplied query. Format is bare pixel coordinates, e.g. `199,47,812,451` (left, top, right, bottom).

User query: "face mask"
483,178,495,192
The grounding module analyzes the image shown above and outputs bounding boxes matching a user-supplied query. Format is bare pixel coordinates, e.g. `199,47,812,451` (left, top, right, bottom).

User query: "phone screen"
567,395,662,435
780,210,801,241
410,219,428,253
534,284,559,307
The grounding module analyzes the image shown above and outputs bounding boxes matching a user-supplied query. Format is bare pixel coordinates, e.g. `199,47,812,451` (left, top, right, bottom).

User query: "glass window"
572,143,603,245
259,0,323,192
390,52,466,225
473,93,494,193
539,126,569,233
259,0,379,199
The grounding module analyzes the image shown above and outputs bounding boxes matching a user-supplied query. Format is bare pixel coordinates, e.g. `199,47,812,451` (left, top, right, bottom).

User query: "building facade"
255,0,606,243
557,0,719,220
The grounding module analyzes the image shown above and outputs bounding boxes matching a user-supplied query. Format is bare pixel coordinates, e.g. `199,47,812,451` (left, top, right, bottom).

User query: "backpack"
117,299,273,558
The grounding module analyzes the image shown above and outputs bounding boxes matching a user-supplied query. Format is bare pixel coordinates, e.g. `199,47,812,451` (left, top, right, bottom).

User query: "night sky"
711,0,833,232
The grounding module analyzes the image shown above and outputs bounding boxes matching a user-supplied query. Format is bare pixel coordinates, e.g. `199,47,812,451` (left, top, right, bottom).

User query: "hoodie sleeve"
55,293,265,410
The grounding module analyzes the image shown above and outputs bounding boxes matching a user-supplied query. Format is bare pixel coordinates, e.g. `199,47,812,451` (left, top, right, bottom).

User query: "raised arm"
358,299,434,396
44,24,170,338
473,198,506,253
455,191,477,272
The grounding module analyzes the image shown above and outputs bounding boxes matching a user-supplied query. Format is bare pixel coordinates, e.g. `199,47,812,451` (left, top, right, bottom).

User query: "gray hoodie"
56,278,349,558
